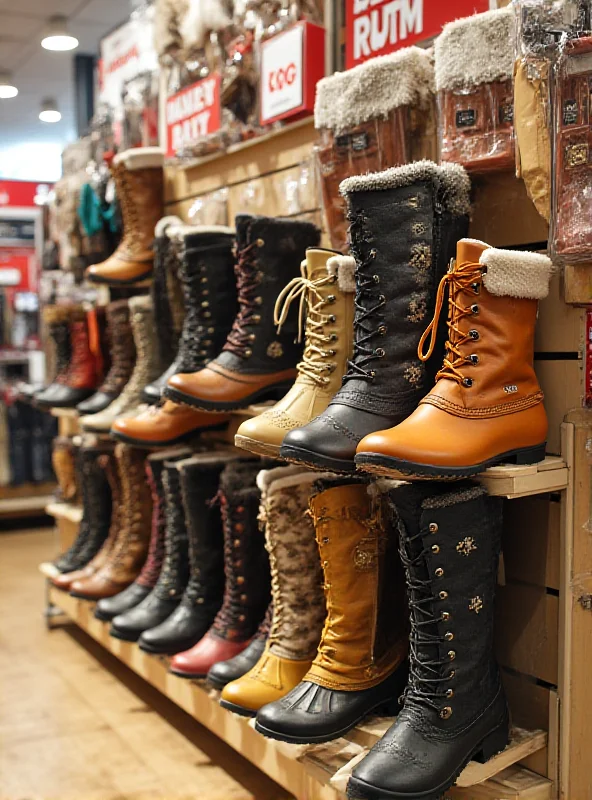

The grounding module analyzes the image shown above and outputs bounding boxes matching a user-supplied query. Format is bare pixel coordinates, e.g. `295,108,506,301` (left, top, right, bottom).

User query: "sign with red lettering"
260,21,326,126
100,12,157,109
165,74,222,157
0,181,51,208
346,0,492,69
586,308,592,407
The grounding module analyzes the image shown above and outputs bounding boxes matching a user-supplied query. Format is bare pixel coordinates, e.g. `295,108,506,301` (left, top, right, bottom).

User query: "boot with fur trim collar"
356,239,552,478
235,249,355,458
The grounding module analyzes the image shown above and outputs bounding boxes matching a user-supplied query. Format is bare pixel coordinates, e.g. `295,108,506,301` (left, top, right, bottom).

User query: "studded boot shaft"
235,250,356,458
278,162,471,473
165,215,321,412
348,482,509,800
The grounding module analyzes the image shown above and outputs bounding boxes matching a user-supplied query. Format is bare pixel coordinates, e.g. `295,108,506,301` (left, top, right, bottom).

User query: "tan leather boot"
80,296,159,433
356,239,553,478
86,148,164,286
254,478,409,743
111,399,230,447
70,444,152,600
234,251,355,457
220,465,328,716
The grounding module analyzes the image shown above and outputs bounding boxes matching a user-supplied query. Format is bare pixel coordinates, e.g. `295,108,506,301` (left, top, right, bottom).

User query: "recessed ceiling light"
39,98,61,123
0,71,18,99
41,15,79,51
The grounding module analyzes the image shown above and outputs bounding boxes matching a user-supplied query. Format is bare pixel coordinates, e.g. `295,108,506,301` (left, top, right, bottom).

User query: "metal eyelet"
200,277,208,284
252,315,261,324
204,311,211,319
256,238,265,247
439,591,448,600
237,576,245,585
327,349,336,356
196,597,205,604
378,325,387,335
378,294,386,304
471,304,479,314
240,593,248,602
429,523,438,533
463,377,474,388
448,650,456,661
435,567,444,578
373,275,380,284
441,611,451,621
375,348,385,358
202,289,209,296
472,282,480,294
370,370,376,379
431,544,440,554
238,614,246,622
244,348,252,357
201,301,209,308
446,689,455,699
327,295,336,303
445,632,454,641
448,670,455,679
330,333,338,341
328,315,336,323
248,333,256,343
469,329,479,340
469,354,479,365
233,538,241,546
208,327,215,334
370,248,377,259
440,707,453,720
255,296,263,305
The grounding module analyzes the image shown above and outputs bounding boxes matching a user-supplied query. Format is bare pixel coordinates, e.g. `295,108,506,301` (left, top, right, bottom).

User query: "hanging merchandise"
254,476,408,742
278,161,470,475
220,465,328,716
436,7,516,173
235,251,356,458
165,215,320,412
314,46,436,251
355,239,553,479
347,482,508,800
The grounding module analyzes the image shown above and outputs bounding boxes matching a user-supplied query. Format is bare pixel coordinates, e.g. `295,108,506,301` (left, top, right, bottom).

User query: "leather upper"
221,650,313,712
111,400,230,446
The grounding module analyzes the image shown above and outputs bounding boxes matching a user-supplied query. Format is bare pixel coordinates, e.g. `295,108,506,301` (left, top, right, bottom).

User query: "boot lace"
223,240,263,359
342,211,386,384
110,454,145,573
400,525,455,715
418,258,484,388
100,316,134,393
274,269,338,386
212,489,248,636
176,254,222,371
138,466,167,586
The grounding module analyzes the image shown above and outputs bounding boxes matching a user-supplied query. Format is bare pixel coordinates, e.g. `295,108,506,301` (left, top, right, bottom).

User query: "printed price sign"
166,74,222,157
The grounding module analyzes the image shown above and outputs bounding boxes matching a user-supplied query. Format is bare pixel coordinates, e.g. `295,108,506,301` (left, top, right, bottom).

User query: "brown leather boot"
51,436,78,503
165,215,320,411
86,148,164,286
111,399,230,447
356,239,553,478
254,477,408,743
70,444,152,600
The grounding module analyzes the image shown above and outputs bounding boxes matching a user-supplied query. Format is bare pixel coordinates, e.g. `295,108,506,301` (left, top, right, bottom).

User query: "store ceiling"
0,0,128,180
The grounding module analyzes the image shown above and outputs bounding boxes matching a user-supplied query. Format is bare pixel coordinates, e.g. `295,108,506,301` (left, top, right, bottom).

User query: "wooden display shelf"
479,456,568,499
0,493,55,517
45,583,550,800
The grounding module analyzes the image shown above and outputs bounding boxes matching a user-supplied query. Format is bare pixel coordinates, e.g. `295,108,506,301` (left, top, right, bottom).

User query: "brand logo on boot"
503,385,518,394
267,341,284,359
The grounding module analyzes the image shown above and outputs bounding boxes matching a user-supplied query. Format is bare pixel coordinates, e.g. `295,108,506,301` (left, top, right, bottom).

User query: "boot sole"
110,421,229,449
169,667,208,679
207,674,233,690
279,443,356,475
109,627,142,643
165,382,294,413
87,270,153,287
234,435,281,458
355,443,547,480
219,699,257,718
346,717,510,800
68,590,100,600
138,640,199,656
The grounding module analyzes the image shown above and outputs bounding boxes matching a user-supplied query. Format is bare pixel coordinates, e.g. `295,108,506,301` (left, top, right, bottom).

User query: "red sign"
260,21,325,126
0,180,50,208
586,308,592,407
165,74,222,157
0,250,36,292
346,0,492,69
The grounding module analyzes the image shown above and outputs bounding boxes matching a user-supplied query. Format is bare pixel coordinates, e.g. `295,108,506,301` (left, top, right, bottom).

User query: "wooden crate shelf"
45,583,550,800
479,456,568,499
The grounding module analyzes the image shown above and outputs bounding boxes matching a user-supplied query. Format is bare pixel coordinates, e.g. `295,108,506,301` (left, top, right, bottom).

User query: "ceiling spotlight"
41,15,79,51
39,98,61,123
0,71,18,99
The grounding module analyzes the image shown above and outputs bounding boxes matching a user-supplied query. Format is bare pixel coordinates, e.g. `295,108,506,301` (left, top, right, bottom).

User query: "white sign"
100,9,157,111
260,25,304,124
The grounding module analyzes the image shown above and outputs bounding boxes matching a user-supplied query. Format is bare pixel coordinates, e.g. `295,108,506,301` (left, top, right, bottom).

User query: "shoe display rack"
39,116,591,800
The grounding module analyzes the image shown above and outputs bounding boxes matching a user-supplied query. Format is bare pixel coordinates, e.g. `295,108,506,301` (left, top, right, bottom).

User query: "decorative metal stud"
456,537,477,557
469,596,483,614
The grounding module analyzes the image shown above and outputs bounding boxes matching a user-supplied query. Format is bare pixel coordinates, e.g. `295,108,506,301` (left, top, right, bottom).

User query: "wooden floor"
0,525,291,800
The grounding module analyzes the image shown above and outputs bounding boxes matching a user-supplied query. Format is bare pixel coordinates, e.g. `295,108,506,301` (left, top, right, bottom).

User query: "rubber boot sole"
87,269,153,287
110,420,229,449
234,435,281,458
279,443,357,474
165,381,293,413
219,699,257,718
355,443,547,480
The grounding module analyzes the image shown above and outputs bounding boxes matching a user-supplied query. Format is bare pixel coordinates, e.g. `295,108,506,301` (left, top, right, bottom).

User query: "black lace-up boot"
165,215,320,411
52,444,113,574
109,460,189,641
143,225,238,403
169,459,271,678
280,162,470,473
347,482,509,800
139,452,242,655
207,602,273,689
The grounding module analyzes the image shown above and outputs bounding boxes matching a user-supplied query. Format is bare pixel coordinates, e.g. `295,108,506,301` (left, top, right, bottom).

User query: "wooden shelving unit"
45,583,552,800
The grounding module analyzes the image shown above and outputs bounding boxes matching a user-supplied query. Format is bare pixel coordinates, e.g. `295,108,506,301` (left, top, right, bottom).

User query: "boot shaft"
75,442,115,562
307,478,408,689
258,466,326,661
174,225,237,373
153,461,190,600
99,300,136,395
112,148,164,258
151,216,183,370
422,239,552,416
119,295,160,401
335,161,470,418
389,481,503,726
52,436,78,502
108,444,152,578
42,305,72,380
65,318,98,389
217,214,321,374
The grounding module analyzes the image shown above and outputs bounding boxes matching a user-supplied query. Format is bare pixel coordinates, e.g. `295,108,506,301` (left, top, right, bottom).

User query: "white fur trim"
327,255,356,293
113,147,165,170
435,7,515,92
368,478,407,495
480,248,553,300
168,224,235,240
128,294,153,311
339,160,471,217
155,216,183,238
315,46,434,133
181,0,232,51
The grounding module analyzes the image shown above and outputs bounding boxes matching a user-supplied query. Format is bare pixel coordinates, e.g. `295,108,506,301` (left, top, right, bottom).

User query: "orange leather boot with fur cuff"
355,239,553,479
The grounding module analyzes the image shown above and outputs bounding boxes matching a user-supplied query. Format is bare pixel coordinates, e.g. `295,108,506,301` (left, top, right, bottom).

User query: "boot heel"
511,443,546,466
473,722,510,763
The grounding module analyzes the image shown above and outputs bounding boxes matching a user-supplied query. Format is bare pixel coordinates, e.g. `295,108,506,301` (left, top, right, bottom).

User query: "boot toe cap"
221,674,269,712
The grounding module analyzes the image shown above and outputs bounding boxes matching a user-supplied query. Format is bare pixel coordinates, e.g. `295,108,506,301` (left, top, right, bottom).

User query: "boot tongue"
456,238,489,267
234,214,255,249
306,248,336,281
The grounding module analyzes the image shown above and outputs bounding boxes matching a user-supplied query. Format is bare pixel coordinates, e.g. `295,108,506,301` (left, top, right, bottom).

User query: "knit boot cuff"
113,147,165,171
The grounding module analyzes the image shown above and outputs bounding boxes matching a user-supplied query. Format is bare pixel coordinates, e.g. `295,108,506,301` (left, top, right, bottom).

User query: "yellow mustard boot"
234,249,355,457
220,465,329,716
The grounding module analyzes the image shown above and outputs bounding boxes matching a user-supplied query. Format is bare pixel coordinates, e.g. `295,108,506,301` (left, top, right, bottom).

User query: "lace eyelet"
327,295,336,303
201,301,209,308
330,333,338,341
370,370,376,379
469,329,479,340
378,325,387,335
240,593,248,602
445,631,454,641
375,348,385,358
208,327,215,334
248,334,256,343
378,294,386,304
429,523,438,533
469,354,479,365
255,297,263,305
446,689,455,698
472,282,481,294
435,567,444,577
370,248,377,259
200,277,208,284
238,614,246,622
439,590,448,600
252,315,261,324
448,650,456,661
441,611,451,621
471,304,479,314
244,348,252,357
440,706,453,719
373,275,380,284
448,670,455,679
204,311,212,318
328,315,336,323
256,238,265,247
463,377,474,388
431,544,440,554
